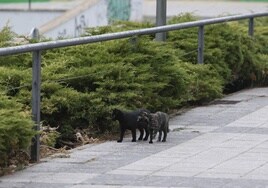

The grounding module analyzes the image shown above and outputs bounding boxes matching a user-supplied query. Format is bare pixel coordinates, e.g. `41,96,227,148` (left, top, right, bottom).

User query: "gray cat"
137,111,169,144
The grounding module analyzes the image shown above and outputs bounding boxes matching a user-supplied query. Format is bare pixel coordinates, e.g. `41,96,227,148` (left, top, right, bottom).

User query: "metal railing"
0,12,267,162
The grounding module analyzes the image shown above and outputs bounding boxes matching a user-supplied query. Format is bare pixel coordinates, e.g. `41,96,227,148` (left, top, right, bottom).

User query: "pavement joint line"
241,161,268,179
192,137,268,178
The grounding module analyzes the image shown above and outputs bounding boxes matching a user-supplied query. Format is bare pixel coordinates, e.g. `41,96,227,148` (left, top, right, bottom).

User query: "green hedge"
0,95,35,174
0,27,35,174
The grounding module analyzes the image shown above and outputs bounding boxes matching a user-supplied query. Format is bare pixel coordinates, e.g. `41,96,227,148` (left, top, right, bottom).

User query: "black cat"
112,108,150,142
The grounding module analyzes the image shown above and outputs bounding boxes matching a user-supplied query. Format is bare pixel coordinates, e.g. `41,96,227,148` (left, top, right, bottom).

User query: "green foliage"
167,13,199,63
168,15,268,91
0,25,14,47
85,20,154,36
0,95,35,169
179,62,223,102
0,26,34,172
0,26,32,69
0,67,31,96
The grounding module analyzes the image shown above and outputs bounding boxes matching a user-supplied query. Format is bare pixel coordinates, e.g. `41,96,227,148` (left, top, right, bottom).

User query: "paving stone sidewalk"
1,87,268,188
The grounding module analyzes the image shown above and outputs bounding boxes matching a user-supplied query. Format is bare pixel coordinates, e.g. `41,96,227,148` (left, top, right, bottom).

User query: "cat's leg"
117,127,125,142
149,129,154,144
158,130,162,142
138,128,144,140
143,126,149,141
162,126,167,142
131,128,136,142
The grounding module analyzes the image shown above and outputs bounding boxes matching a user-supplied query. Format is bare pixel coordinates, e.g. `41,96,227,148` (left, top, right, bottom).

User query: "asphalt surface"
1,87,268,188
143,0,268,19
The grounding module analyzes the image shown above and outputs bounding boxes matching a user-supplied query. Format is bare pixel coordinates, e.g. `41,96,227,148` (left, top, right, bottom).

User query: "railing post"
198,25,204,64
28,0,31,10
248,17,254,37
155,0,167,41
30,28,41,162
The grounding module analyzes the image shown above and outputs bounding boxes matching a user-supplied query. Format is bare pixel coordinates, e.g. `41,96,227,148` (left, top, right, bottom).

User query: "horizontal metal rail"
0,12,267,56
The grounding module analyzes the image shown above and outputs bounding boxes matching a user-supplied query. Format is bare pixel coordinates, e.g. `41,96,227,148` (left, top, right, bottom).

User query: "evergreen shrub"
0,95,35,173
168,14,268,91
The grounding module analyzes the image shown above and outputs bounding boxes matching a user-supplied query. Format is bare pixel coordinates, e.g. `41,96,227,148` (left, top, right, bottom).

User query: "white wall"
45,0,143,39
44,0,108,39
0,10,62,35
0,0,143,39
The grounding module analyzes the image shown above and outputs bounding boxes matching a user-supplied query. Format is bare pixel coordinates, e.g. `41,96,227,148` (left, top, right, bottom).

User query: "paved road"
1,87,268,188
143,0,268,19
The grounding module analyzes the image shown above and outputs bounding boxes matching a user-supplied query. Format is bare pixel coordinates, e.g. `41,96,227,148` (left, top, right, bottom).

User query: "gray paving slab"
1,87,268,188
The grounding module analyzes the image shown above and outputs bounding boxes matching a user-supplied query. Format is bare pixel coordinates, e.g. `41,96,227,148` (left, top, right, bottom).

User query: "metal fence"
0,12,267,162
